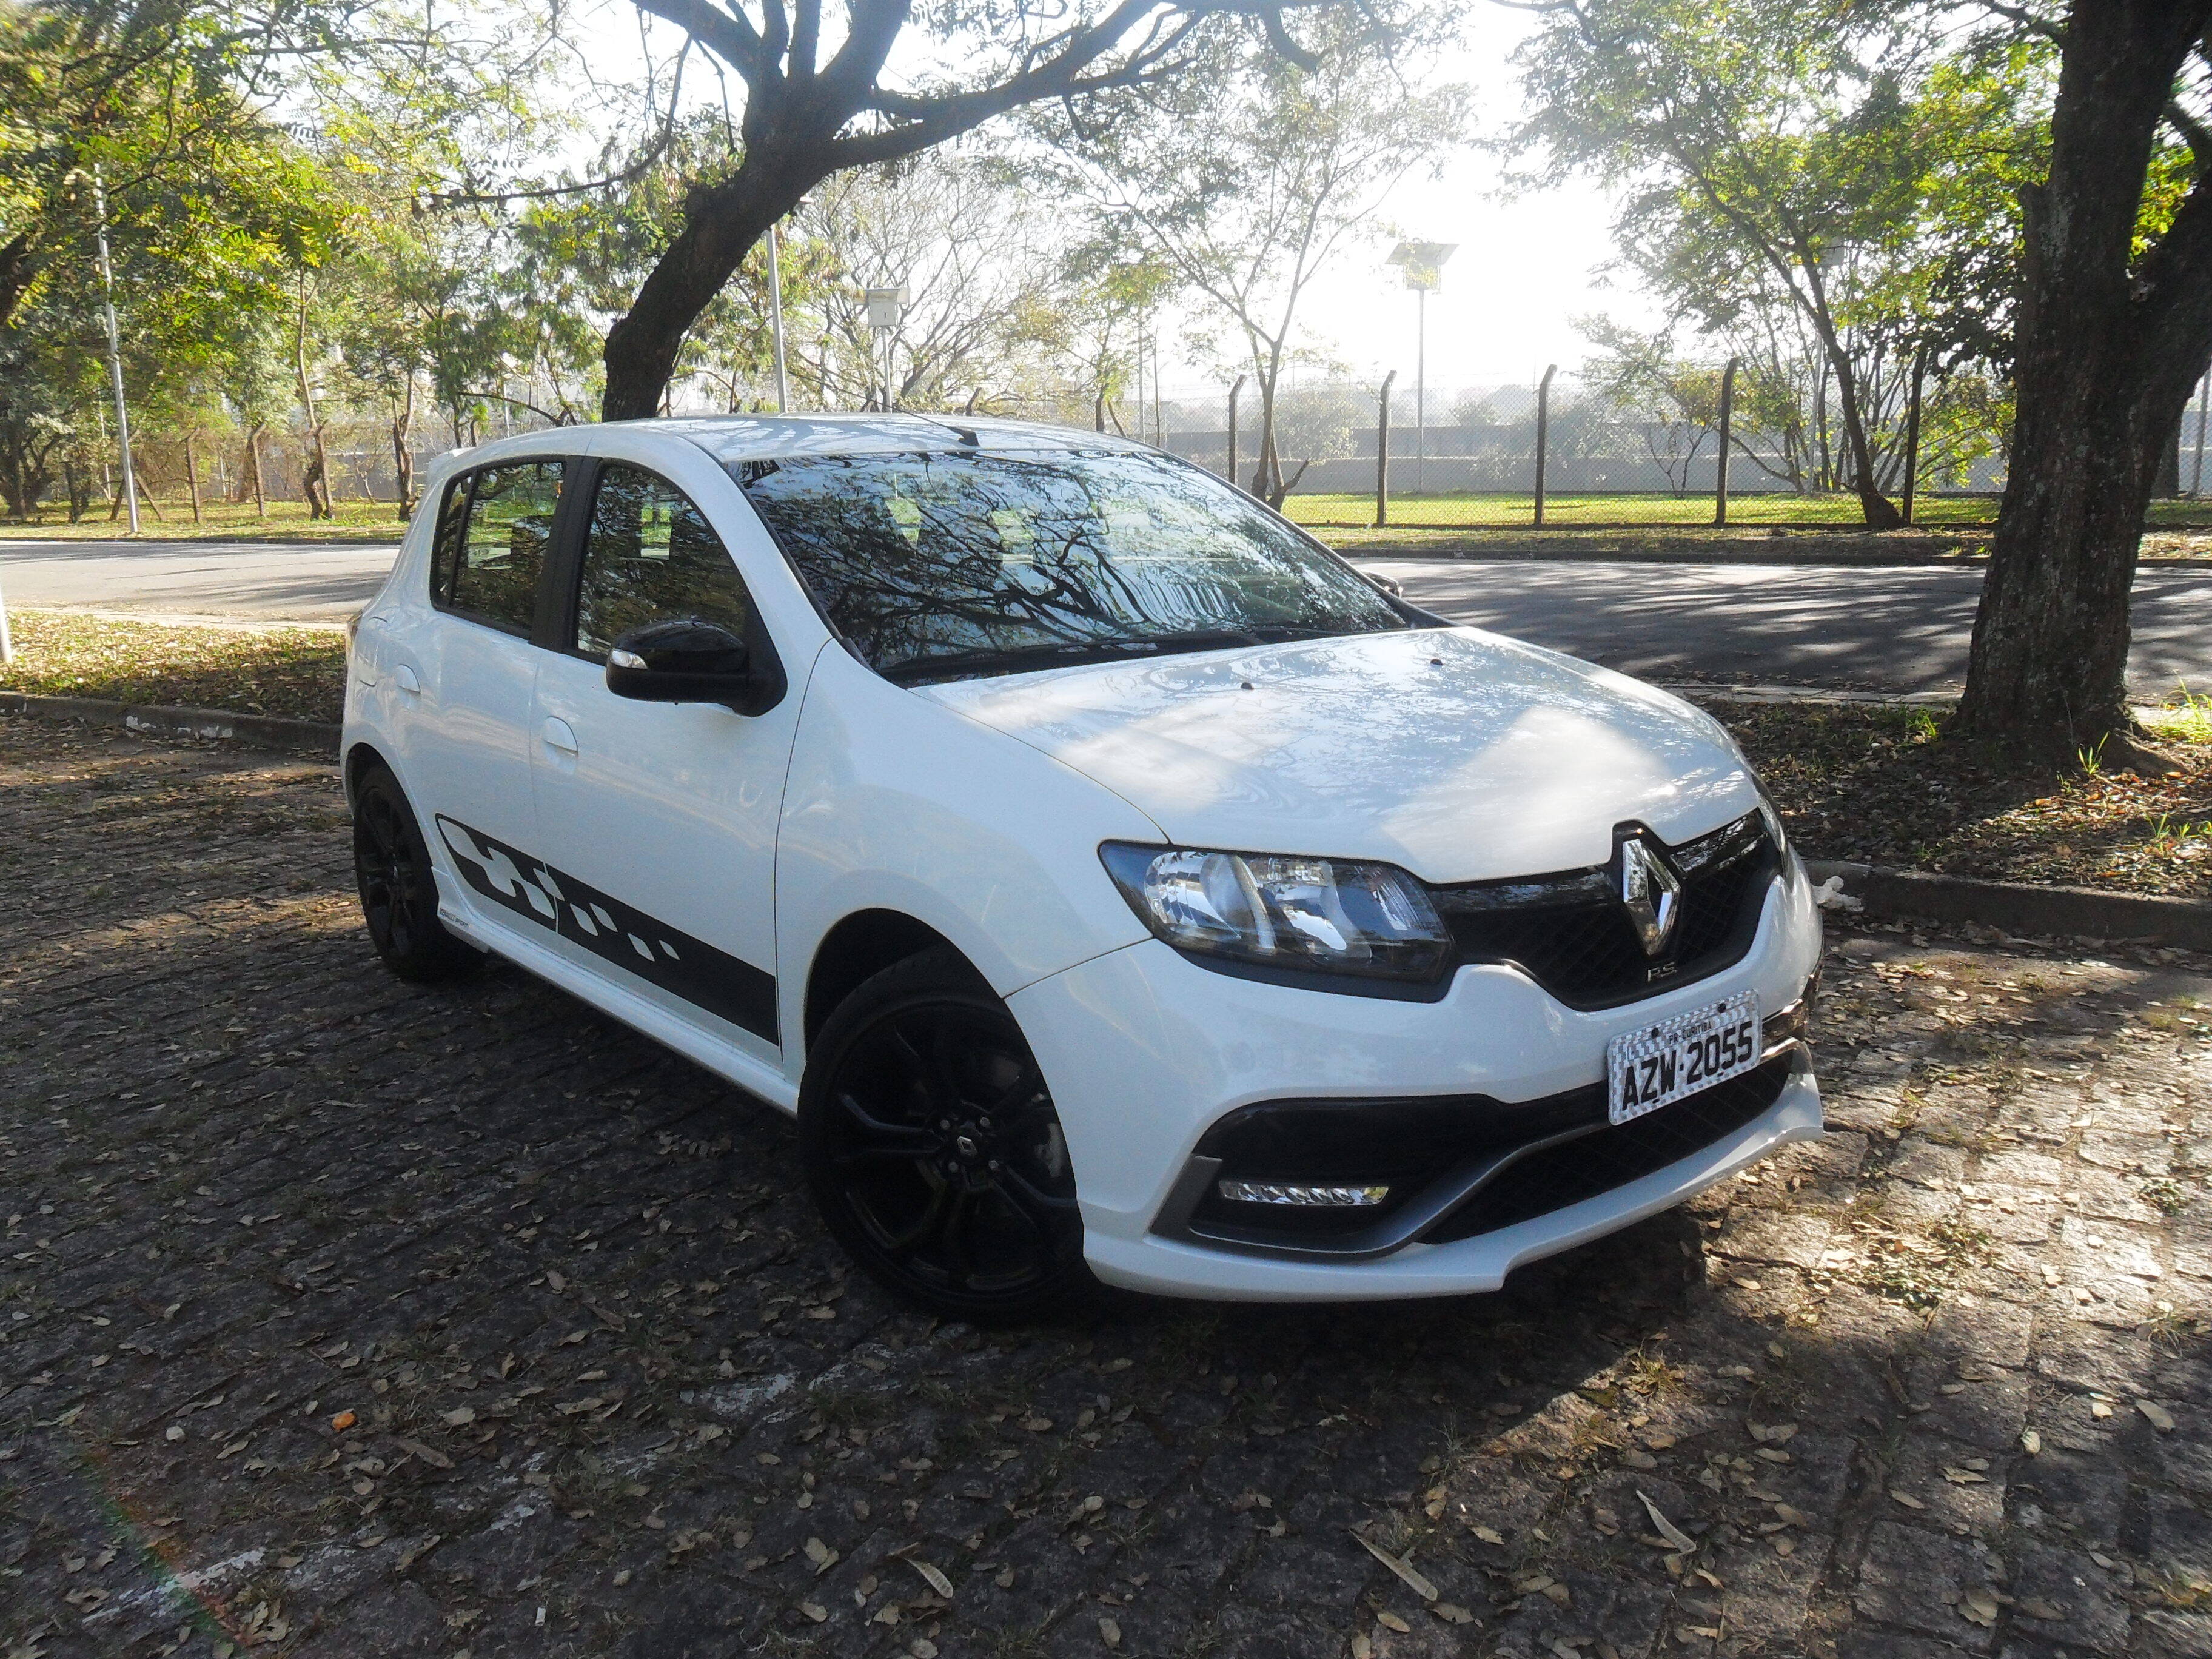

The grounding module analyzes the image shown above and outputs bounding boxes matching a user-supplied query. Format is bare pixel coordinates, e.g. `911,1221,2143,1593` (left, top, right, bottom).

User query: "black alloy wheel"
799,948,1093,1322
351,763,482,982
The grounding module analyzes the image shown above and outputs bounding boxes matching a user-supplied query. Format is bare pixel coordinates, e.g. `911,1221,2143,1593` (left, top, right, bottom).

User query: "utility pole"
1387,243,1455,498
768,223,791,413
92,166,141,534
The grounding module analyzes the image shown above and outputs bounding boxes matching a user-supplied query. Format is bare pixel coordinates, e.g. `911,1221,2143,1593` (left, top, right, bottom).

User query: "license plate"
1608,993,1760,1126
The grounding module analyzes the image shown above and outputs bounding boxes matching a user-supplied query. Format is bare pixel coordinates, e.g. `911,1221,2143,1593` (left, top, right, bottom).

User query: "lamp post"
1387,241,1455,495
863,285,908,411
92,166,141,534
768,223,791,412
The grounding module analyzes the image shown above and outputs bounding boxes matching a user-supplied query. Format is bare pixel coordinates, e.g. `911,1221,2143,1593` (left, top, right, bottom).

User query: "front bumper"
1007,863,1823,1301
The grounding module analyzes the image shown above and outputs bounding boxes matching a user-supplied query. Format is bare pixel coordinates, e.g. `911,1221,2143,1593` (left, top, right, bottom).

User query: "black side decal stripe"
434,815,779,1044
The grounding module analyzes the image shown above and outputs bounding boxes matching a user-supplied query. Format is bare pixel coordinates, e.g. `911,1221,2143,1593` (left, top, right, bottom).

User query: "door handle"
393,663,421,695
541,716,579,754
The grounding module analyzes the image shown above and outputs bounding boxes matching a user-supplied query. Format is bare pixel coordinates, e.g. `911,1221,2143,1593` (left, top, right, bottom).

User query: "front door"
404,457,567,942
528,457,800,1061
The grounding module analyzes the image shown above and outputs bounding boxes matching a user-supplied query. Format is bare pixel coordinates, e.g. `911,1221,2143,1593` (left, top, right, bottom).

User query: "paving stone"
9,717,2212,1658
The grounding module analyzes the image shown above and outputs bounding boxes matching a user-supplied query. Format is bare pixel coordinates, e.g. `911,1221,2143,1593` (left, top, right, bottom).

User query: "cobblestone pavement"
4,713,2210,1659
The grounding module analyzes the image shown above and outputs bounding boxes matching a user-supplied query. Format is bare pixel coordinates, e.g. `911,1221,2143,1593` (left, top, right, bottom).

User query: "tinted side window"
443,460,565,634
429,473,472,605
574,463,753,657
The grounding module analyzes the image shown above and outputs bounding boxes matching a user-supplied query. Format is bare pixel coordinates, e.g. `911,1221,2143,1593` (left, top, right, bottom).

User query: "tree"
1043,19,1470,503
1956,0,2212,757
794,153,1066,412
1513,0,2044,528
593,0,1347,420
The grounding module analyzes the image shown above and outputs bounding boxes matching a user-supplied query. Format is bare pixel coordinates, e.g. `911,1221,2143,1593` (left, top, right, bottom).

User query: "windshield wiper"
879,625,1373,686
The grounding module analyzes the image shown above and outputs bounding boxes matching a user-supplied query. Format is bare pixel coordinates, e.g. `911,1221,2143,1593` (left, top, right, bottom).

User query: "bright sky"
566,0,1657,397
1188,4,1664,397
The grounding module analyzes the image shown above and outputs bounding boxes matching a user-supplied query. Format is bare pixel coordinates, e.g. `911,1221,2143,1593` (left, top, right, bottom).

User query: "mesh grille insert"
1420,1056,1797,1244
1430,813,1777,1008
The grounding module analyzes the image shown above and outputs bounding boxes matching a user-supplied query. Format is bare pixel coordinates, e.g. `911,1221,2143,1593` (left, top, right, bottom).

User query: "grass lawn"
1282,491,2008,530
9,608,2212,902
1,497,411,543
0,609,345,722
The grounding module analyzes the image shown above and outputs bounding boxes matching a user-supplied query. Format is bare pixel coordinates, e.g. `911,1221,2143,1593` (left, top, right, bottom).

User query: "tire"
351,762,482,983
799,947,1096,1324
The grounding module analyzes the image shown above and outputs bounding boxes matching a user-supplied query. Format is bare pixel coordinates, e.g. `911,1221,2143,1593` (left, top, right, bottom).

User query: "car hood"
914,626,1761,883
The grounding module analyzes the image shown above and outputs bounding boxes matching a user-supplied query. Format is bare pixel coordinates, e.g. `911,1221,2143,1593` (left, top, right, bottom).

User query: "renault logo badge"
1618,837,1682,957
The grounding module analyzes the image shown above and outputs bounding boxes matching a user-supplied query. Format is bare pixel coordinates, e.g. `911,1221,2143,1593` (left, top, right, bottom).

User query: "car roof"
622,414,1156,465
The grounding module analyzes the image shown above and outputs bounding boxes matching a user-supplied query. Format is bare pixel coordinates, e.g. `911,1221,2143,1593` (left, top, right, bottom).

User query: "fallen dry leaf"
2019,1597,2067,1620
908,1558,954,1598
1351,1532,1438,1601
1376,1611,1411,1632
1351,1635,1373,1659
1636,1490,1697,1553
803,1537,839,1574
797,1601,827,1623
1098,1616,1122,1649
1430,1603,1477,1624
1959,1589,1999,1628
329,1411,356,1432
2021,1429,2042,1455
1471,1525,1506,1546
441,1407,475,1428
2139,1399,2177,1433
395,1439,452,1470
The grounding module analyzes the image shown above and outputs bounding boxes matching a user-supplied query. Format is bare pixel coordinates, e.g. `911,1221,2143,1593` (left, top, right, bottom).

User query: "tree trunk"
247,424,267,518
295,277,333,519
602,156,813,421
186,430,203,524
1959,0,2212,756
392,376,415,521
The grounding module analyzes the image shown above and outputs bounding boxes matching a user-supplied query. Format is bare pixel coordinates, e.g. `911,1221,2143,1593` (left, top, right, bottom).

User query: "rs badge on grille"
1618,837,1683,957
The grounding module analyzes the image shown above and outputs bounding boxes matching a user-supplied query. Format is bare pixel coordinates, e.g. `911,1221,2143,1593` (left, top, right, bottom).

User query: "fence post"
1375,370,1398,529
1227,374,1247,492
1901,348,1926,527
1533,363,1558,527
1714,357,1739,526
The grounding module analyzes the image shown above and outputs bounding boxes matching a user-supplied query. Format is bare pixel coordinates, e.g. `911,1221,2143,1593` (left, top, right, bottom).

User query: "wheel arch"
343,739,394,809
802,909,976,1056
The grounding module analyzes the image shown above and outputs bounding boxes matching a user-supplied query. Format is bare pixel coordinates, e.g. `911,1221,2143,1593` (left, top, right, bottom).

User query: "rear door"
526,450,801,1061
403,455,575,941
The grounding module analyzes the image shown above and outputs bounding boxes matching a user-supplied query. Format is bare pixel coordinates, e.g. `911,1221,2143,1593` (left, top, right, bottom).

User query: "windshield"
730,449,1407,683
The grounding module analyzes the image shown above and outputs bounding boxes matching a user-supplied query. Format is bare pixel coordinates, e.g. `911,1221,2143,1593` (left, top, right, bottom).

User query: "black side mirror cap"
605,617,782,715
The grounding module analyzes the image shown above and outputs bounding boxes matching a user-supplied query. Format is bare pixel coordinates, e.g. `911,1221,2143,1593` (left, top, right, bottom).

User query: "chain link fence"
1039,376,2021,531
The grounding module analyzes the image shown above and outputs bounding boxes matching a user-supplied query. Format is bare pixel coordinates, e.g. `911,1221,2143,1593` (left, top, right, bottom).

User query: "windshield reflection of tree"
745,454,1390,672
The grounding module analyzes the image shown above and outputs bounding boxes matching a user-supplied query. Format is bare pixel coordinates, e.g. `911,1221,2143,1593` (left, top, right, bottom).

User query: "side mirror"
605,618,758,710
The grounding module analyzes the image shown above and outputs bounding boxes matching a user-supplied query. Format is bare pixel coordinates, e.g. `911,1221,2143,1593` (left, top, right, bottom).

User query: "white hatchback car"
343,416,1823,1320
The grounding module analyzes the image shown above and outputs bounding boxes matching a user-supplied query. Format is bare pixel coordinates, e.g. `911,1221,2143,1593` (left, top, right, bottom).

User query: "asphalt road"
1369,557,2212,696
8,538,2212,694
0,537,403,620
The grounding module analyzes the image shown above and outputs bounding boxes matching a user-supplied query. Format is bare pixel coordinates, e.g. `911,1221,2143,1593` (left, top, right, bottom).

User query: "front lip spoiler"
1149,1026,1813,1265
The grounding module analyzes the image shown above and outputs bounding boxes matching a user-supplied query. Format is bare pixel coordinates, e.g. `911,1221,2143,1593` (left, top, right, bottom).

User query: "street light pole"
1387,242,1456,500
768,223,791,413
92,166,141,535
863,285,909,412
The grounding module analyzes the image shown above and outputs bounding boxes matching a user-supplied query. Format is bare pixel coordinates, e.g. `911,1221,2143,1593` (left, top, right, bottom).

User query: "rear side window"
430,460,565,634
572,463,752,657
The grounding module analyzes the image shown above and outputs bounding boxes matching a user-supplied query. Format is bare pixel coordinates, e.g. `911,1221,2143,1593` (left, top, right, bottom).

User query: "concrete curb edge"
1804,859,2212,950
1,689,340,756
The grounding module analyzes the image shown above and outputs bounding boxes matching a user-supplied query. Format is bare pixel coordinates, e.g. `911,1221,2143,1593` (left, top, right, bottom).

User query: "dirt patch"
1717,700,2212,896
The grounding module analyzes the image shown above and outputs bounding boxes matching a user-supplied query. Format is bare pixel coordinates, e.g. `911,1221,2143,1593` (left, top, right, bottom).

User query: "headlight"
1755,789,1790,859
1099,843,1452,984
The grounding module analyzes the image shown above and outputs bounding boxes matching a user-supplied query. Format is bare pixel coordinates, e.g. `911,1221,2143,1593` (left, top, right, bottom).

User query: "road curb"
1805,859,2212,950
0,689,339,756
